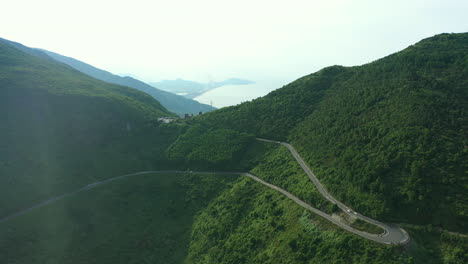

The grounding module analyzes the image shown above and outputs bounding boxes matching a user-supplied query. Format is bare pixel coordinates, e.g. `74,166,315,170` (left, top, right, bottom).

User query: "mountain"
215,78,254,86
192,33,468,231
38,49,216,116
0,38,181,217
1,33,467,264
150,78,254,99
169,33,468,263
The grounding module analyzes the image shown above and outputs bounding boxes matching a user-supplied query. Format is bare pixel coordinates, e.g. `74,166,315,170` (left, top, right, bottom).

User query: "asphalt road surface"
256,138,409,245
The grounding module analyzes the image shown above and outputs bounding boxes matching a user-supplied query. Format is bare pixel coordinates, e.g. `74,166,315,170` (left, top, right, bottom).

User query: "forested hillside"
1,33,467,264
0,172,238,264
190,33,468,231
0,39,180,217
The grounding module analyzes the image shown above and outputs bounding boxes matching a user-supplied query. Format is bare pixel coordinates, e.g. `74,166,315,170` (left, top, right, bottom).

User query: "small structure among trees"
157,117,176,123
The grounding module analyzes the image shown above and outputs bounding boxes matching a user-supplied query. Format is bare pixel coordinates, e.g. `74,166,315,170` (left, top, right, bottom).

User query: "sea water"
194,80,285,108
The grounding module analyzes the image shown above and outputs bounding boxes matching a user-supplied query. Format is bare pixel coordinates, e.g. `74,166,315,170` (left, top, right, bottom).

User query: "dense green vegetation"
250,143,338,214
186,177,467,264
0,172,238,264
0,39,181,217
190,33,468,232
404,227,468,264
1,33,467,264
186,177,410,264
289,33,468,231
166,124,255,170
351,219,384,234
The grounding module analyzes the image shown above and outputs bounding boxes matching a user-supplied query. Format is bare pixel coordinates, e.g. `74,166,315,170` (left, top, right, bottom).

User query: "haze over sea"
194,79,285,108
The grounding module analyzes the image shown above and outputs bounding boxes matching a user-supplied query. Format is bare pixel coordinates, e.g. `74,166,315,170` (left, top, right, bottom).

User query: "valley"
0,32,467,263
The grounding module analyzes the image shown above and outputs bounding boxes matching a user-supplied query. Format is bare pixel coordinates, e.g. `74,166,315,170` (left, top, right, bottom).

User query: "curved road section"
0,140,409,245
256,138,409,245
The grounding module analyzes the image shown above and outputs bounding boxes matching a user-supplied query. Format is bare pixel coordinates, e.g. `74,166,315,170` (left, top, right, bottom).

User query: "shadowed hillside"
0,39,180,217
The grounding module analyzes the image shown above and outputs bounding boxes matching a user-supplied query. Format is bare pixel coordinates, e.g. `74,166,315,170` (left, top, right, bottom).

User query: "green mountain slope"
186,176,467,264
175,32,468,264
0,39,180,217
1,33,467,264
0,172,238,264
39,49,216,115
187,177,406,264
189,32,468,231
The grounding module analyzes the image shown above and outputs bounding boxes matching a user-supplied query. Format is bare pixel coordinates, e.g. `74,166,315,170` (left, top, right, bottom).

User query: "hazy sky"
2,0,467,85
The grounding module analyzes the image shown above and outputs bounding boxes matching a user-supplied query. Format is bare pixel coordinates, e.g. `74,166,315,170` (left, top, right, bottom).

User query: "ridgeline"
0,33,466,263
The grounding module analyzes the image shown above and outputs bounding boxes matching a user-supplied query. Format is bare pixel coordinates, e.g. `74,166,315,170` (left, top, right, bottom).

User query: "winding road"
0,139,409,245
256,138,409,245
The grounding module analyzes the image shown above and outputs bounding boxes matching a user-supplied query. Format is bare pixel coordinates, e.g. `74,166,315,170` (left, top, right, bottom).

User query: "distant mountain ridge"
1,33,467,264
39,49,216,116
150,78,254,99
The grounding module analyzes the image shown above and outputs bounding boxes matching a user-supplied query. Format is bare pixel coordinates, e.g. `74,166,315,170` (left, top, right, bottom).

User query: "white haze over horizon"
2,0,467,105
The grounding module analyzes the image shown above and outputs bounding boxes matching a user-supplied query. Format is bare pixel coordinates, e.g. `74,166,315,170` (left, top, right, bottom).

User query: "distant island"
150,78,255,98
